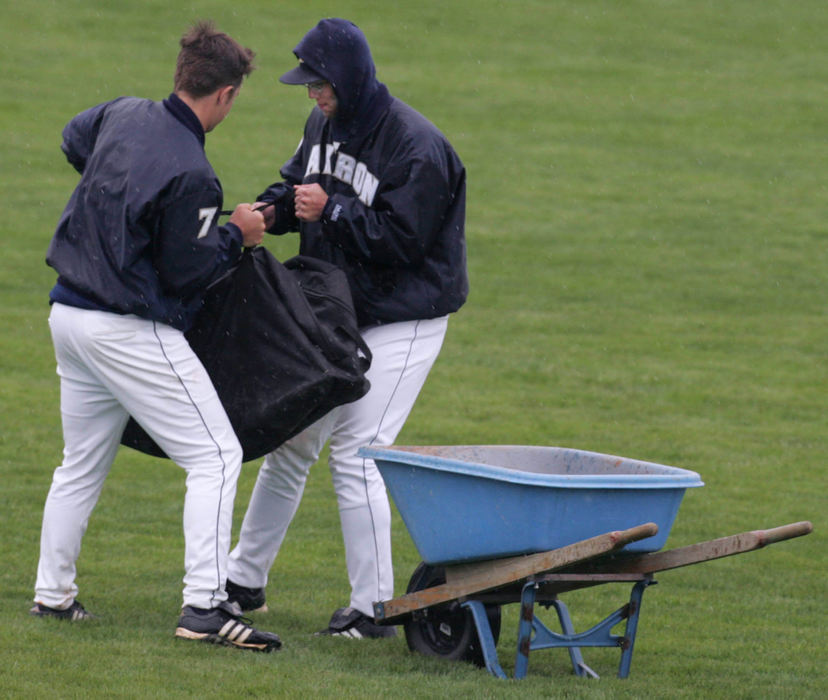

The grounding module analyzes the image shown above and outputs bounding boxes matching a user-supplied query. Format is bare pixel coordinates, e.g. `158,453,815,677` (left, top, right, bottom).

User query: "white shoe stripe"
218,620,255,644
333,628,363,639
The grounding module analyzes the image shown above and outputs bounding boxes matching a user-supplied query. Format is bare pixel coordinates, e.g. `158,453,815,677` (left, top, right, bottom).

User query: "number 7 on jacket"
197,207,218,239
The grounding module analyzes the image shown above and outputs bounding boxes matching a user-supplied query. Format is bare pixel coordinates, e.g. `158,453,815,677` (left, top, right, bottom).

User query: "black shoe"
175,601,281,652
225,579,268,613
316,607,397,639
30,600,95,620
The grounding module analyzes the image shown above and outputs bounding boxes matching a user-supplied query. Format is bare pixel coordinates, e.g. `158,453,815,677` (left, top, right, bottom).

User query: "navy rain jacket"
258,18,469,327
46,95,243,331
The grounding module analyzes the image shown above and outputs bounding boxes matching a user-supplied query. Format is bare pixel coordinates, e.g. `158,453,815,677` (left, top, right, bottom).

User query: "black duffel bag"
121,246,371,462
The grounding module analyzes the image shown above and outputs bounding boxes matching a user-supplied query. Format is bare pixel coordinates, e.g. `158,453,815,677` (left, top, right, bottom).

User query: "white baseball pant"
35,303,242,610
228,315,448,616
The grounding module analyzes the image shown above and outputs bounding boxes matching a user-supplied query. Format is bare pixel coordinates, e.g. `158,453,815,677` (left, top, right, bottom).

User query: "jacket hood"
293,18,392,141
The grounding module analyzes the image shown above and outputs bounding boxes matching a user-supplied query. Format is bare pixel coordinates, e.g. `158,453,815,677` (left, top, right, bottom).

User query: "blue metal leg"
511,578,654,680
516,583,597,678
551,599,595,678
462,600,507,679
514,583,536,679
617,579,653,678
462,578,654,680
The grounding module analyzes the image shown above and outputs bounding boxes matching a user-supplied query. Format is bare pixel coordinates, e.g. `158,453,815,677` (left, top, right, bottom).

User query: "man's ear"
217,85,237,105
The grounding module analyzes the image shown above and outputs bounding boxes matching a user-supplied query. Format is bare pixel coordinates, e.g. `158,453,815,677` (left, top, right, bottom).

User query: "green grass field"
1,1,825,697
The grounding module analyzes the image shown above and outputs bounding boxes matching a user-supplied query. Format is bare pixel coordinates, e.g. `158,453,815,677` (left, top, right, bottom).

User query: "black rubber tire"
403,562,501,667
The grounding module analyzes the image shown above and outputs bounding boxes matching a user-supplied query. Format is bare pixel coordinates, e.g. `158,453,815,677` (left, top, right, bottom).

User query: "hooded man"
225,18,468,638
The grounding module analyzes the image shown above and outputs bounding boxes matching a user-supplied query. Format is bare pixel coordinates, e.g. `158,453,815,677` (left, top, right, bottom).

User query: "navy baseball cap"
279,59,324,85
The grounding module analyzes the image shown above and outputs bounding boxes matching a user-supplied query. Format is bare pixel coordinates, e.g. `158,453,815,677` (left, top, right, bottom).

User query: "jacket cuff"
221,222,245,258
321,195,344,227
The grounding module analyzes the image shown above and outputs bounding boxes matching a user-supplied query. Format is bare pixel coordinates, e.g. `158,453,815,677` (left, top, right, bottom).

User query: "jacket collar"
163,93,205,147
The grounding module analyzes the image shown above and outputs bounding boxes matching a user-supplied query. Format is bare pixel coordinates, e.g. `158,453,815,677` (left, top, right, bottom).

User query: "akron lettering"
304,142,379,207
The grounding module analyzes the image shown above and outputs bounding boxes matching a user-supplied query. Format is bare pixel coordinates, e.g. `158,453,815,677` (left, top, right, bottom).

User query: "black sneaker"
316,607,397,639
30,600,95,620
225,579,268,613
175,601,281,652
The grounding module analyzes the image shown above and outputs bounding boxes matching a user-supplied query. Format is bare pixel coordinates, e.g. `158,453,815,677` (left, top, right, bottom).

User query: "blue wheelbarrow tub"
358,445,704,564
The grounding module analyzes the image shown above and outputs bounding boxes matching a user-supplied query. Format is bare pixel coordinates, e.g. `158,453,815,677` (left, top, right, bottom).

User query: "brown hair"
174,20,255,97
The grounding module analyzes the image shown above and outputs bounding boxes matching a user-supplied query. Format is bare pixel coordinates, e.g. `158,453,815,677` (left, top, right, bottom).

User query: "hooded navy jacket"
46,95,242,331
259,18,468,327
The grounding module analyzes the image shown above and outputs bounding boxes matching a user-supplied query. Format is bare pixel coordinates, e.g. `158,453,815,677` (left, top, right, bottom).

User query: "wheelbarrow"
358,445,813,679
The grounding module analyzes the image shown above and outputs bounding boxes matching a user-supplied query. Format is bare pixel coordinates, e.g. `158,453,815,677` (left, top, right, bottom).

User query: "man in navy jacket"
226,18,468,638
33,21,281,652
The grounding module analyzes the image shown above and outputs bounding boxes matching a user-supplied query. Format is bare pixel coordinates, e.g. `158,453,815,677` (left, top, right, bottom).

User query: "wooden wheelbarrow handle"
373,523,659,623
572,521,814,576
755,521,813,545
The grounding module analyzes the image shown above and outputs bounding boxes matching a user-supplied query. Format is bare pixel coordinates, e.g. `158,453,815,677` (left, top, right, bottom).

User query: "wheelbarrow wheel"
403,562,501,667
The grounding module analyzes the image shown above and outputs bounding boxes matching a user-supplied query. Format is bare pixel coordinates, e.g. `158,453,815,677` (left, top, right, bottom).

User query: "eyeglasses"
305,81,328,96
